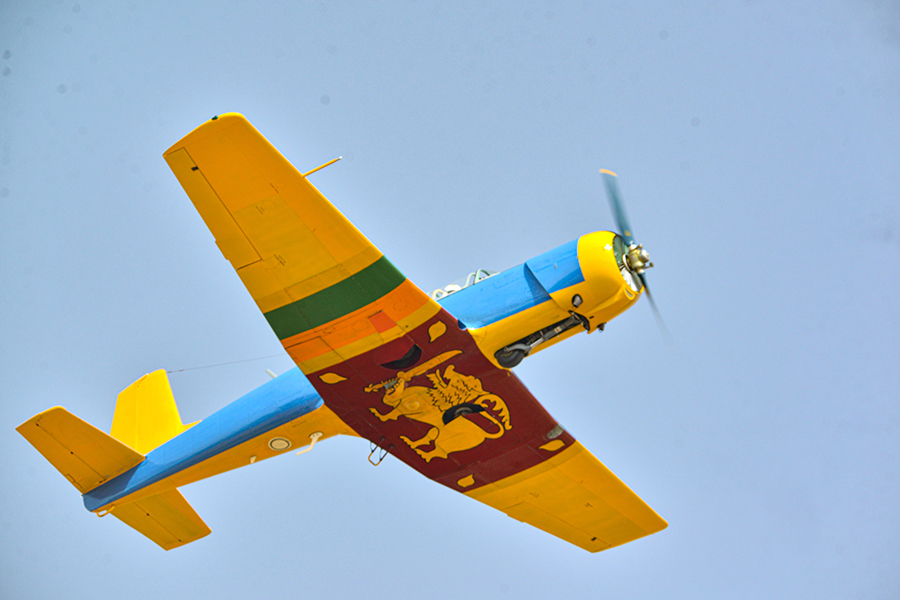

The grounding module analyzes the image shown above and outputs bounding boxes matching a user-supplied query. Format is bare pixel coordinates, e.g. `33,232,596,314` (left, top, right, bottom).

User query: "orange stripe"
280,279,435,360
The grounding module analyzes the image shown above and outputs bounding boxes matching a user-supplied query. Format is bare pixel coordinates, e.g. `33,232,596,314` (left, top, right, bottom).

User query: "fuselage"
85,230,643,513
439,230,643,367
84,369,324,512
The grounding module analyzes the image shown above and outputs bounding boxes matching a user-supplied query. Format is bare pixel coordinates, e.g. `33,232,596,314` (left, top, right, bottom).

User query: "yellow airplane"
17,114,666,552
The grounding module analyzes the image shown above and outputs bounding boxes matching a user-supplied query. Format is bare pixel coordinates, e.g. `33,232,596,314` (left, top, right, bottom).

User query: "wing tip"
16,405,66,432
163,112,247,157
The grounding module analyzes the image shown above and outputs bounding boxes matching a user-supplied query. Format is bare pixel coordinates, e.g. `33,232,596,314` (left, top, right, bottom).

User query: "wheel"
495,346,526,369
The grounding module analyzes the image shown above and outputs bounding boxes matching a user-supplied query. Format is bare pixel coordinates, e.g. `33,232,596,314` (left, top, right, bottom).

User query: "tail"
110,369,198,454
16,370,210,550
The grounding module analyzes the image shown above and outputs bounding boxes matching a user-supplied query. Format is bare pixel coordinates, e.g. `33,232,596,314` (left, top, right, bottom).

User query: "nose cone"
550,231,641,322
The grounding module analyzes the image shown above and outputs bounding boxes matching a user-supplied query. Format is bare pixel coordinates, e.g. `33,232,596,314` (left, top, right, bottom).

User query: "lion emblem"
367,351,511,462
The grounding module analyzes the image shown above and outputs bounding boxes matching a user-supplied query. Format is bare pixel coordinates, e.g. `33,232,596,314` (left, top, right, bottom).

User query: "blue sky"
2,2,898,598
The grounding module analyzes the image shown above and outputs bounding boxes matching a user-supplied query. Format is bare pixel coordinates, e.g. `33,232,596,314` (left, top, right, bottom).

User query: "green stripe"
264,256,406,340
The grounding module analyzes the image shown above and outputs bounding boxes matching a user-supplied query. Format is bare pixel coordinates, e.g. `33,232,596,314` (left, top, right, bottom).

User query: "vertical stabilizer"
110,370,197,454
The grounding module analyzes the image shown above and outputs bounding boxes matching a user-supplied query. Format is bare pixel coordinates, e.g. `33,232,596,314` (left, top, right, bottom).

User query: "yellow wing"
164,114,441,374
466,441,667,552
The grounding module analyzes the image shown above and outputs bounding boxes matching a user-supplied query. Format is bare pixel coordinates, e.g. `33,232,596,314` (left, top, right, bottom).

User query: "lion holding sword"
367,351,512,462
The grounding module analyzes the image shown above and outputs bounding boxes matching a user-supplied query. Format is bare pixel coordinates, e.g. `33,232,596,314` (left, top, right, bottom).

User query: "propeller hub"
625,243,654,275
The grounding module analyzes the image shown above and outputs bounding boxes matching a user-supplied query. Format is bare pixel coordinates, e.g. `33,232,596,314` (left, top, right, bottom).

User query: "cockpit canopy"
431,269,498,300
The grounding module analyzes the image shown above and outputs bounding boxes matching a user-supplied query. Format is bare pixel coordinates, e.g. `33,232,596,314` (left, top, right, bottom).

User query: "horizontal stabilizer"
111,488,211,550
17,407,145,493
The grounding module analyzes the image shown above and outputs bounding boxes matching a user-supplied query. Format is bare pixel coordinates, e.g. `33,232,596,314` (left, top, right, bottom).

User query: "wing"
164,114,666,552
164,113,437,374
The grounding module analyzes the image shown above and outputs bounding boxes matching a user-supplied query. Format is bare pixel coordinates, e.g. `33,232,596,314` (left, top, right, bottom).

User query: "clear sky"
2,1,898,598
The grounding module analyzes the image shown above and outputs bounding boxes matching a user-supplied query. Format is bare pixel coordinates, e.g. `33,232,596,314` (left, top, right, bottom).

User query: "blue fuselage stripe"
437,263,551,328
83,368,322,511
525,238,584,294
437,238,583,328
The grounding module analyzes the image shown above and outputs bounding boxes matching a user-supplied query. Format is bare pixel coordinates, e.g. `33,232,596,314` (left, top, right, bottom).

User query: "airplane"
17,113,667,553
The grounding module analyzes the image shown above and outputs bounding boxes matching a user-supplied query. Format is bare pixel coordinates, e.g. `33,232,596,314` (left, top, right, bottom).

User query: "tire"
495,346,527,369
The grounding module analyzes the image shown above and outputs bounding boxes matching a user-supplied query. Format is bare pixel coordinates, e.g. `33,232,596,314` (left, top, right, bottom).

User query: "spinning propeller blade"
600,169,671,342
600,169,635,247
639,274,672,343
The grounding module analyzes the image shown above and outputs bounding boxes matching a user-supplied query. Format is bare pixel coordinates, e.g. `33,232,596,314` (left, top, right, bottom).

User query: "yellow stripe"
289,344,345,374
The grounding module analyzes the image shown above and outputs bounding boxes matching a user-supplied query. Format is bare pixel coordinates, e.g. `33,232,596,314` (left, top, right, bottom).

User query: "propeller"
600,169,671,342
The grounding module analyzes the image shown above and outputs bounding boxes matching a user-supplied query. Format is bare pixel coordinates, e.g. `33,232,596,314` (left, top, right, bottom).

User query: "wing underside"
164,114,665,552
163,113,440,375
468,442,666,552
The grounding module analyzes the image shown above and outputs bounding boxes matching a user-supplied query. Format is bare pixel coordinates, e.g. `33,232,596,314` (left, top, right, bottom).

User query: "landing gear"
494,313,593,369
495,345,529,369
